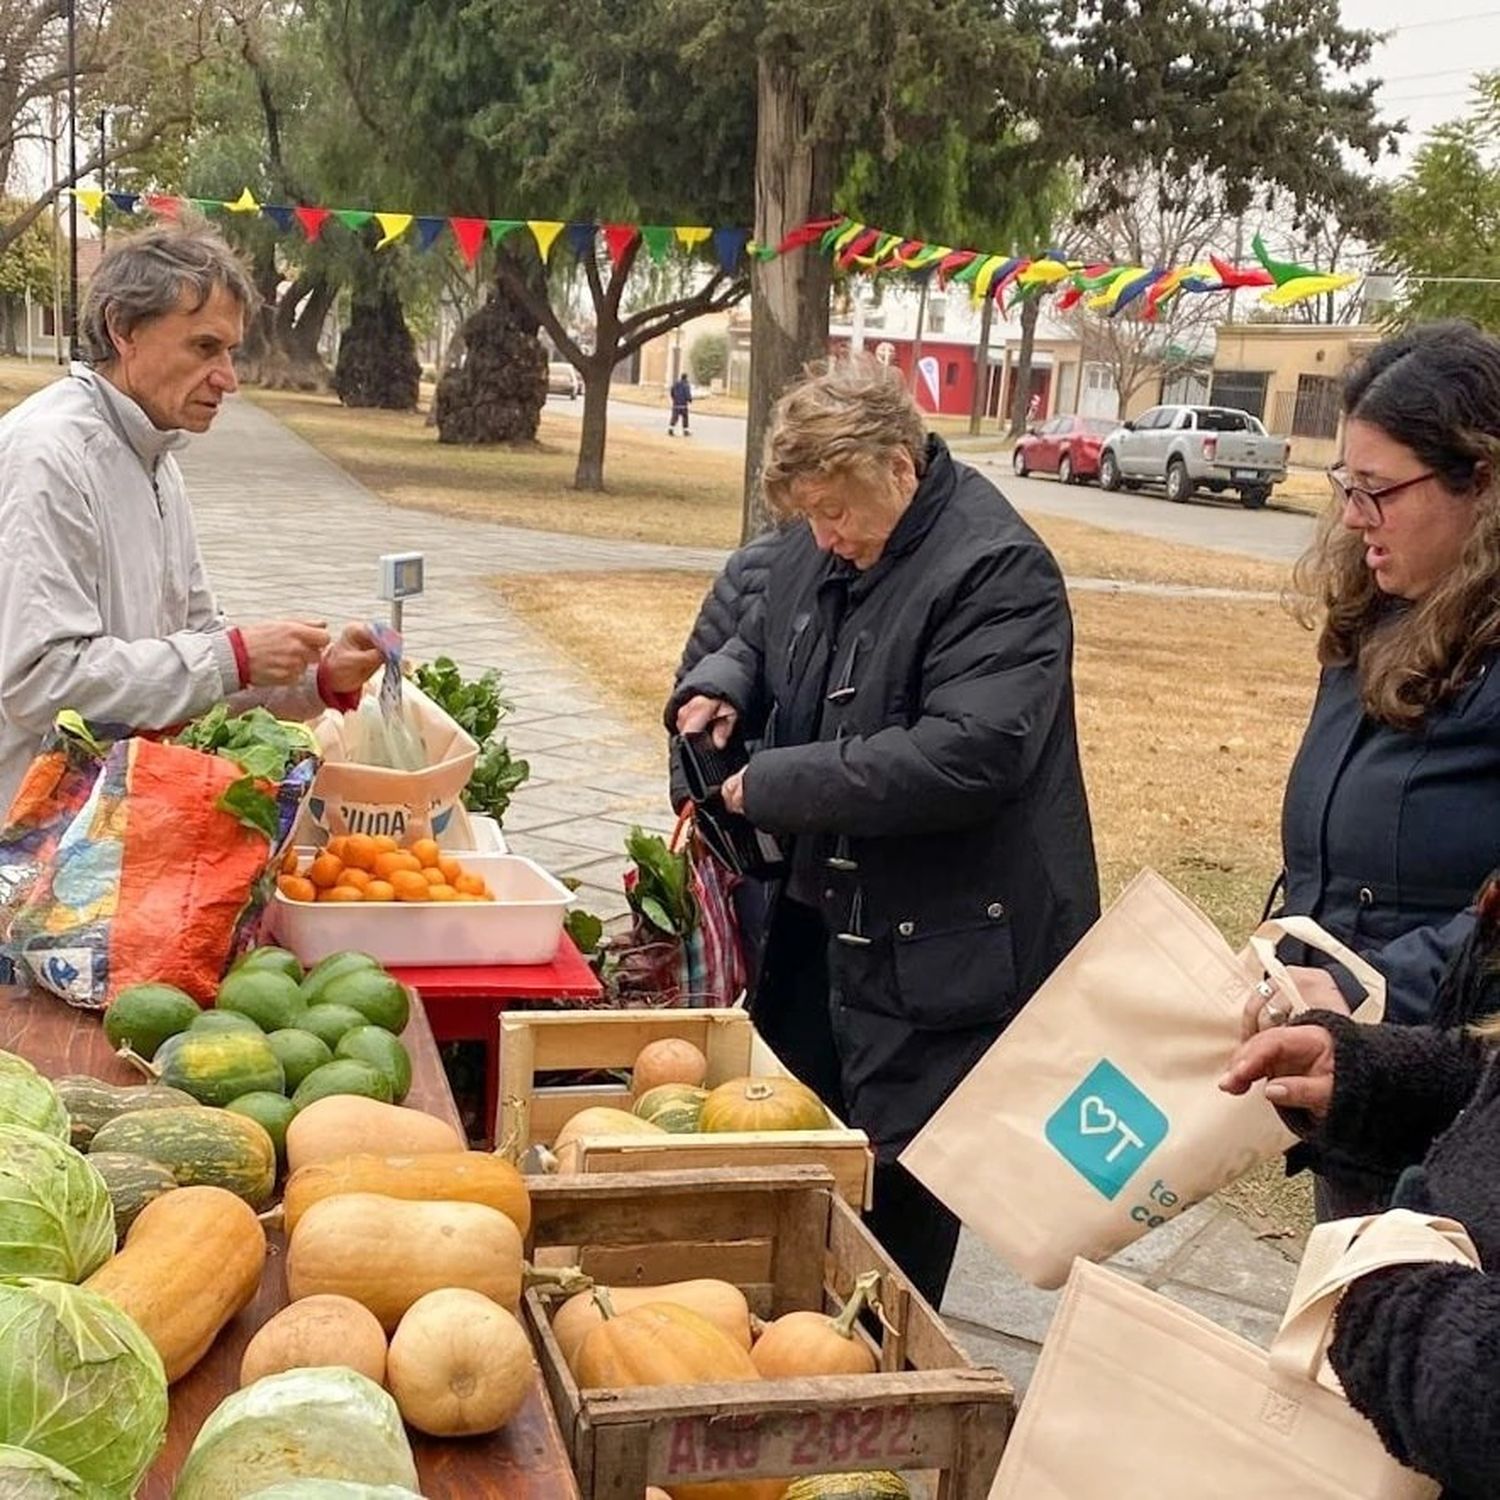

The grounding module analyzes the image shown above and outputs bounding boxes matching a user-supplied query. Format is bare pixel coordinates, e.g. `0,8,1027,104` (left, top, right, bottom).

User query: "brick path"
182,392,1301,1392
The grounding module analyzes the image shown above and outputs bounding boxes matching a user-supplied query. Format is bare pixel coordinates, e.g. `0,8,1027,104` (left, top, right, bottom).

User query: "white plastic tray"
270,853,572,968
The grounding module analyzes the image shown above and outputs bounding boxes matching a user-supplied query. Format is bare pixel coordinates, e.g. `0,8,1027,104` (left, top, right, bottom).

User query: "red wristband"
316,658,362,713
227,627,251,689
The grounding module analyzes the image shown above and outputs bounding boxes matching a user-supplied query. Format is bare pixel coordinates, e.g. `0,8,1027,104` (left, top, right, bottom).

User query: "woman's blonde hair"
760,356,928,518
1291,321,1500,730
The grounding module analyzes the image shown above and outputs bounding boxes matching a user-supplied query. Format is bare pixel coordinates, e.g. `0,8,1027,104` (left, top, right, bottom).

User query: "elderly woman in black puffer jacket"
1221,873,1500,1499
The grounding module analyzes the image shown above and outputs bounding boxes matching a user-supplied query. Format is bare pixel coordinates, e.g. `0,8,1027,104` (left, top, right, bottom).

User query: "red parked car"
1011,414,1120,485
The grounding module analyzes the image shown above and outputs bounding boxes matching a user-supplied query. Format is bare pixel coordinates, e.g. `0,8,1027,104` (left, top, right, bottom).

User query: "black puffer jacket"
670,437,1099,1158
1285,877,1500,1498
667,528,787,811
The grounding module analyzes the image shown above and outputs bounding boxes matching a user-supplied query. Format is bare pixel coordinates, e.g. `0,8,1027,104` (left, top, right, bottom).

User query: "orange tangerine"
454,893,482,903
408,837,442,869
326,836,351,861
425,884,459,902
339,869,373,892
420,867,446,887
322,885,364,903
363,879,396,903
374,850,422,880
277,874,317,904
343,834,380,872
280,847,300,875
454,872,487,898
437,856,463,884
390,869,431,901
308,853,344,890
373,834,399,853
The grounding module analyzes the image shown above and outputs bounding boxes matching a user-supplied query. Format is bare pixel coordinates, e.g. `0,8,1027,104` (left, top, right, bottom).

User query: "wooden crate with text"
498,1007,874,1208
523,1165,1013,1500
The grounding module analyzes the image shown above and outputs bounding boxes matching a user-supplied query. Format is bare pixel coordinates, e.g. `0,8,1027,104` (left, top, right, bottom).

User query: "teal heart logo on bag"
1045,1060,1169,1200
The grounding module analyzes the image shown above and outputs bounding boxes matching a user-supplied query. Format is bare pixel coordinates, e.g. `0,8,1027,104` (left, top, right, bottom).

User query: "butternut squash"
552,1107,666,1173
387,1288,535,1436
284,1095,463,1174
282,1150,531,1236
239,1294,388,1388
86,1184,266,1382
286,1192,523,1332
553,1279,753,1373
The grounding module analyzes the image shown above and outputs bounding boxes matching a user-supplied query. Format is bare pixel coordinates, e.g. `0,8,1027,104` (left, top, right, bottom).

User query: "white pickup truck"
1097,404,1289,509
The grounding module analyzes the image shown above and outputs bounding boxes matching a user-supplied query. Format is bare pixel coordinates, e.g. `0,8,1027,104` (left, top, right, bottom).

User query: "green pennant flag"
640,225,675,263
952,255,985,284
819,218,852,254
190,198,219,215
334,209,374,233
1251,231,1316,288
870,232,903,263
488,218,523,244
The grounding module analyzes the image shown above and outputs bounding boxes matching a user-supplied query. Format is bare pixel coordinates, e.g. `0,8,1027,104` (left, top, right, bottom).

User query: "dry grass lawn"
493,567,1319,1238
0,357,63,414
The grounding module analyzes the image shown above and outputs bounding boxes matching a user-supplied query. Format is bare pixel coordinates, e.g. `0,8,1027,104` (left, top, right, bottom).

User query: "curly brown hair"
1291,321,1500,729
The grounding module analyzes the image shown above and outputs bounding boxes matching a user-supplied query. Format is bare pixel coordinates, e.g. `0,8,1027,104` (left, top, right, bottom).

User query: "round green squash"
315,970,409,1034
232,946,305,984
104,983,201,1061
215,968,306,1032
265,1029,334,1092
334,1027,412,1103
51,1077,198,1150
87,1151,178,1237
633,1083,709,1133
298,951,382,1006
189,1010,264,1037
299,1004,370,1052
227,1092,298,1167
151,1030,285,1108
291,1059,393,1112
90,1105,277,1209
782,1476,912,1500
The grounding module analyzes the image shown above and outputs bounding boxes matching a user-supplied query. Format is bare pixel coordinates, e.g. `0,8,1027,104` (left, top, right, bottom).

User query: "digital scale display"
379,552,425,601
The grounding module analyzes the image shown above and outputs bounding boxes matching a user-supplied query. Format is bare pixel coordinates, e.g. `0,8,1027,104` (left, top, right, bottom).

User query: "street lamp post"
98,111,108,251
66,0,79,362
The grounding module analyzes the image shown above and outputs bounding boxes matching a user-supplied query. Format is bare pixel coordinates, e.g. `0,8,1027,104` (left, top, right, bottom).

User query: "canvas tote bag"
901,867,1384,1288
989,1209,1481,1499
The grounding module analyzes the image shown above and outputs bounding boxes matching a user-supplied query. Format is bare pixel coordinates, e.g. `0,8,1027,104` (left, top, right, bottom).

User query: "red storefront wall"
827,336,980,417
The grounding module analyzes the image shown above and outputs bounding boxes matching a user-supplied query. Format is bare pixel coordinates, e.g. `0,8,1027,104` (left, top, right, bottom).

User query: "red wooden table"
0,981,580,1500
390,934,603,1148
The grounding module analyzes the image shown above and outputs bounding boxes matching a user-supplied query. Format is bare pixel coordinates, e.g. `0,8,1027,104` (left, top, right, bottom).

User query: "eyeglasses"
1326,466,1434,527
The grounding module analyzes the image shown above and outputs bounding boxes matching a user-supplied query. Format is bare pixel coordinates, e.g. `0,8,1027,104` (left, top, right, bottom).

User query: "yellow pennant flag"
529,220,565,260
1260,271,1360,308
71,188,105,219
971,255,1006,300
374,212,413,250
676,226,712,250
1018,258,1073,287
225,187,259,214
1087,267,1146,311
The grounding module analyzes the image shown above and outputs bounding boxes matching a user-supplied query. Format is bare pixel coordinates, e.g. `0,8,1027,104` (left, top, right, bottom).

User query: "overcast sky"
1342,0,1500,171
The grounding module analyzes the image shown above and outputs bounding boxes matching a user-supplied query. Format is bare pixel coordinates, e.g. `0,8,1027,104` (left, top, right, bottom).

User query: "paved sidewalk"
182,392,1302,1395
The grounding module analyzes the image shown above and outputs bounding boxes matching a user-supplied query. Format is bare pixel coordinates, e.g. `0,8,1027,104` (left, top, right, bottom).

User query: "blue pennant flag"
564,222,597,260
261,205,296,233
105,192,138,214
712,226,750,274
415,216,447,252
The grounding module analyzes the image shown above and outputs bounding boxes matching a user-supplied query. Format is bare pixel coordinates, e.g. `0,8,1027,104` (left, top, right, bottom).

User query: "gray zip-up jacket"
0,366,319,814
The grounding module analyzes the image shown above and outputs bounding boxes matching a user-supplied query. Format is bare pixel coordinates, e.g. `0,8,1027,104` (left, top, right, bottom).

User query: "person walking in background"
668,371,693,436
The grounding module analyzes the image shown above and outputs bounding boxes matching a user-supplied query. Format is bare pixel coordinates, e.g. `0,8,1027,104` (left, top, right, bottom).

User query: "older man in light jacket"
0,221,384,816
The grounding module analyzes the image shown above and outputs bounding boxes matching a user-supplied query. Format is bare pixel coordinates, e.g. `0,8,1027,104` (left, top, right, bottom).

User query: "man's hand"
1220,1024,1337,1118
721,767,747,814
238,620,330,686
322,622,388,695
676,694,738,748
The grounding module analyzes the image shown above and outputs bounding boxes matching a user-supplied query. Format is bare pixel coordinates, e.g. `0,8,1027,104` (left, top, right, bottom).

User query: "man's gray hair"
79,220,259,364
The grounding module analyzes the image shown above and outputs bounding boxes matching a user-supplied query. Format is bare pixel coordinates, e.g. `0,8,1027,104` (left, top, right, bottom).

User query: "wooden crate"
498,1007,874,1208
523,1165,1013,1499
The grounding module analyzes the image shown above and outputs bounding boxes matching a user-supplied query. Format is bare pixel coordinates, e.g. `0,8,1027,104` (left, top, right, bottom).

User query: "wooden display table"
391,935,603,1147
0,982,580,1500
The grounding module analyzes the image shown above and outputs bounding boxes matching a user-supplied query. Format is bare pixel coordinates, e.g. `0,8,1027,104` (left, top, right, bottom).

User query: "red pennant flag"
145,194,183,218
1056,284,1085,311
836,228,880,269
294,206,331,242
934,249,978,286
1208,254,1274,290
602,223,638,269
449,217,488,267
776,217,844,256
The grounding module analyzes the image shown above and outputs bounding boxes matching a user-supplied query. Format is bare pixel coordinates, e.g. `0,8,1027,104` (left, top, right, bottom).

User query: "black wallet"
675,731,785,879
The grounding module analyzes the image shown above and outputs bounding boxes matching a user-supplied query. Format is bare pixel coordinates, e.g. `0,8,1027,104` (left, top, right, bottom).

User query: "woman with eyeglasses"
1267,319,1500,1216
667,356,1099,1304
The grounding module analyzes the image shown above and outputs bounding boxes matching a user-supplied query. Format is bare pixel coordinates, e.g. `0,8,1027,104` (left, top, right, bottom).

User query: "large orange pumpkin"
750,1271,880,1379
698,1077,829,1134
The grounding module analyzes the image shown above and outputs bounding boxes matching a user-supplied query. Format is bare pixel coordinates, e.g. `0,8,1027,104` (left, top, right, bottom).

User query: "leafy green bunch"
625,827,695,937
412,657,531,824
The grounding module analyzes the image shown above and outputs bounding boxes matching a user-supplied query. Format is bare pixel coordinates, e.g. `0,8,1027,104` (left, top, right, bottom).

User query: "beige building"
635,309,736,390
1211,322,1381,467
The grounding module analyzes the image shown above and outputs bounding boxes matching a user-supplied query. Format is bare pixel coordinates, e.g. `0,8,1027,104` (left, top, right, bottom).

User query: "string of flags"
65,187,758,276
65,189,1363,316
775,216,1363,316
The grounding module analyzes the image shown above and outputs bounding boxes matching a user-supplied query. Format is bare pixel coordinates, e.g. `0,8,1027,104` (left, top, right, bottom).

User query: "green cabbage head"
0,1123,114,1281
0,1278,168,1498
0,1053,69,1140
0,1444,90,1496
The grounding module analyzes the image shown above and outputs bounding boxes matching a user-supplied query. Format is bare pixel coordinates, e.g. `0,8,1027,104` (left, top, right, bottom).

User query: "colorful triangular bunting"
640,225,675,263
294,206,331,242
261,204,296,233
564,222,596,260
71,188,104,219
711,226,749,275
450,218,488,265
602,223,638,269
529,220,565,260
146,194,184,219
335,209,374,234
374,212,413,249
225,188,259,214
676,225,711,251
105,191,139,214
415,216,447,252
488,219,523,245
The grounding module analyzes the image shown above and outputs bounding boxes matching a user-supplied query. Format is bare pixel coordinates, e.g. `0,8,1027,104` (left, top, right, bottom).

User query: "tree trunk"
573,363,612,490
333,269,421,411
909,275,929,402
1007,297,1041,437
969,291,995,436
742,54,837,540
433,267,546,445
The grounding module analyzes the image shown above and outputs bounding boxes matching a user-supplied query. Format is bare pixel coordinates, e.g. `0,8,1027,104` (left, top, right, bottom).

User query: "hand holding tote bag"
989,1210,1480,1500
901,868,1384,1288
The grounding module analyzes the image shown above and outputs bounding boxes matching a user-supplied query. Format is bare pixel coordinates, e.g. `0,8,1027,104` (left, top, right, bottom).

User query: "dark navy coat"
1279,654,1500,1022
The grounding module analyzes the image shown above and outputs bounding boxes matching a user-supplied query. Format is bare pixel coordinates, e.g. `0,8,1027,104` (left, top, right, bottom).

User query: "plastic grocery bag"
1,731,316,1008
